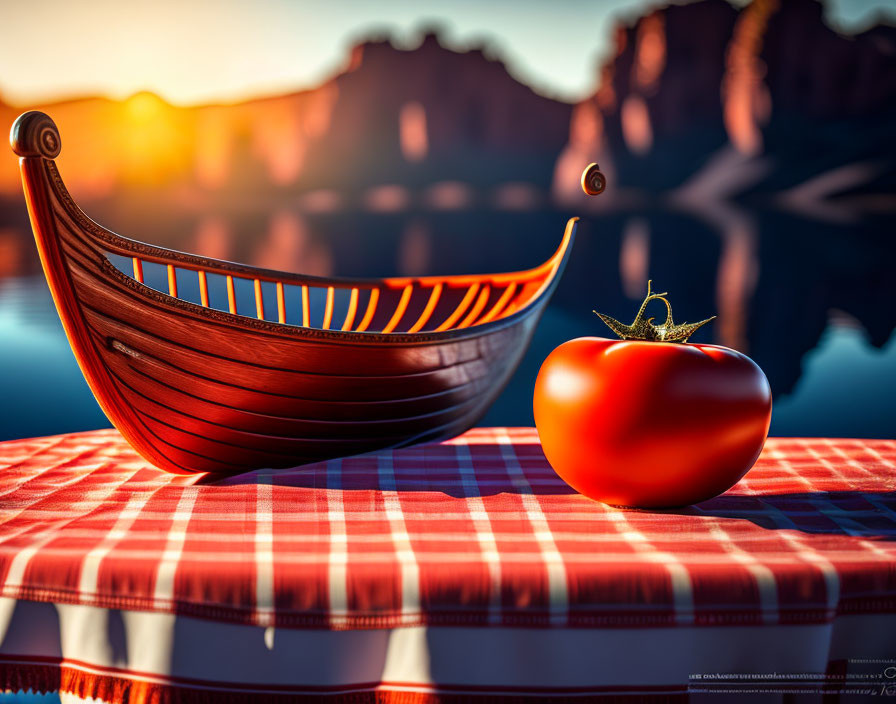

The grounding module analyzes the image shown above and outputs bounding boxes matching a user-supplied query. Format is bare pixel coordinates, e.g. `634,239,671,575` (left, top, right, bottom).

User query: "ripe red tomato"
534,337,771,508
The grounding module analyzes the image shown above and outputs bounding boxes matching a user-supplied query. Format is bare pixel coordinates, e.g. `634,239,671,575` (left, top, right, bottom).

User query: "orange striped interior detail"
119,265,549,331
434,283,479,332
407,284,443,333
355,288,379,332
322,287,335,330
254,279,265,320
342,288,359,331
478,283,516,324
502,281,540,318
108,216,572,333
132,258,143,283
458,285,491,329
166,265,178,298
301,285,310,327
275,282,286,324
381,285,413,334
198,271,209,307
226,275,237,314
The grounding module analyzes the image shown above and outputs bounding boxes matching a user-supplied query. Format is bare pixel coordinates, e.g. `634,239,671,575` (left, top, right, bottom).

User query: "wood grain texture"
11,111,577,475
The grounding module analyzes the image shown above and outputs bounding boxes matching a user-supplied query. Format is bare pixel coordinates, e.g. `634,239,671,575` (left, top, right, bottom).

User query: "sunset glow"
1,0,888,108
121,91,190,183
0,0,657,106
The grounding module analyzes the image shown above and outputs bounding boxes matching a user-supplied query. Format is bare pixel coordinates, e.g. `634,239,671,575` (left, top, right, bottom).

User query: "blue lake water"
1,273,894,442
2,195,895,442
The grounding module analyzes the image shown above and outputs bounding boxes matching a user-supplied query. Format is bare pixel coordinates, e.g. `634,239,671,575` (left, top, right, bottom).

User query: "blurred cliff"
0,31,572,240
2,0,894,230
557,0,896,210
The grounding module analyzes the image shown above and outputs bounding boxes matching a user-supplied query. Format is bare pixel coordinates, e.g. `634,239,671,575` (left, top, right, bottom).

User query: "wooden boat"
10,111,577,475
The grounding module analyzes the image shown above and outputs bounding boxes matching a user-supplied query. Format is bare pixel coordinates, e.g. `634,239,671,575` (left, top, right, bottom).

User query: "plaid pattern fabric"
0,428,894,629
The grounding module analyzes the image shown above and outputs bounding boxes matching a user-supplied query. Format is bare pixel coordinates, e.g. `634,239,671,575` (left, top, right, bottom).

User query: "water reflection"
0,203,894,441
192,215,232,261
0,278,107,439
398,220,431,276
253,211,333,277
619,218,649,299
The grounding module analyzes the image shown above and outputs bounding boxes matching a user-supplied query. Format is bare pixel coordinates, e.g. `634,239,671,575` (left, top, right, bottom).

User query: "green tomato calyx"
593,280,715,343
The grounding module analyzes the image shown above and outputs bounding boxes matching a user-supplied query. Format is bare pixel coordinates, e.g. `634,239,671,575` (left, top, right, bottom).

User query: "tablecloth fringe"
0,663,689,703
6,583,896,630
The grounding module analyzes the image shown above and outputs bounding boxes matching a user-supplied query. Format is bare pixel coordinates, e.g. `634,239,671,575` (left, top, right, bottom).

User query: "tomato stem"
593,280,715,343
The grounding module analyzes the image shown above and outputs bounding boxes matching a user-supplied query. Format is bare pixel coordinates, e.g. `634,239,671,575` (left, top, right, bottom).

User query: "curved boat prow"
10,111,577,475
12,111,181,472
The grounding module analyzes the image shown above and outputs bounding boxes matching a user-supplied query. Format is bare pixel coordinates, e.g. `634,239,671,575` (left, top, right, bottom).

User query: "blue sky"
0,0,892,106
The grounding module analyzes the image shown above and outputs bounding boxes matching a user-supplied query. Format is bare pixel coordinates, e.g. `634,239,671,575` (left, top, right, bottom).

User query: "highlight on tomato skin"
533,336,772,509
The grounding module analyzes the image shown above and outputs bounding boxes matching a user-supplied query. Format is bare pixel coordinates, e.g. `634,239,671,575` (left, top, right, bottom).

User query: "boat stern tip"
10,111,61,160
555,216,578,259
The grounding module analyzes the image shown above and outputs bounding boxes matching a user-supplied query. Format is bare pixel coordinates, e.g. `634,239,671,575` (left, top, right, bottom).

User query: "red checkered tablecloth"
1,428,894,630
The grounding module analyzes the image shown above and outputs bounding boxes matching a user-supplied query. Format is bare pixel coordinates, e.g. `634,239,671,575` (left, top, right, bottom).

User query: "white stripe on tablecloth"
78,482,173,600
455,441,502,624
255,471,274,627
845,440,896,473
5,524,890,543
327,459,349,628
2,468,143,591
153,486,200,609
604,507,696,625
796,442,893,560
495,429,568,625
691,508,779,624
378,453,420,621
201,475,570,490
829,442,896,522
812,439,896,486
16,506,892,523
740,450,841,615
0,459,121,526
0,441,99,503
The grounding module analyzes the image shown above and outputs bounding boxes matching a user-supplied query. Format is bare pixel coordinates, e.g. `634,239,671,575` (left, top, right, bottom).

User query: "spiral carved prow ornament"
10,111,61,160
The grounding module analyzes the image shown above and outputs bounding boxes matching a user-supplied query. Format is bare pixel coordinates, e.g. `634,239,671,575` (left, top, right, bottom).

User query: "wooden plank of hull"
125,390,491,465
76,292,520,402
53,210,519,372
94,331,502,422
12,111,574,474
129,393,491,473
118,374,498,474
63,234,525,384
70,254,527,472
98,343,500,429
95,315,523,471
103,348,502,441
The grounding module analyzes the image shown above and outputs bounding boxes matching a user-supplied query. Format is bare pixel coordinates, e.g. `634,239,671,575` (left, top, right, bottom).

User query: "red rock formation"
556,0,896,200
0,32,571,206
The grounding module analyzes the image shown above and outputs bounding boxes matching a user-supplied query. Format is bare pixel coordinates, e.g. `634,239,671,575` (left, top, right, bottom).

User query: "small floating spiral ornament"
580,163,606,196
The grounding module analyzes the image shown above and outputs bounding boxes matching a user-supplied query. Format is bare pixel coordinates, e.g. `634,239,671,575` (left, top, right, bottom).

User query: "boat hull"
12,111,574,475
